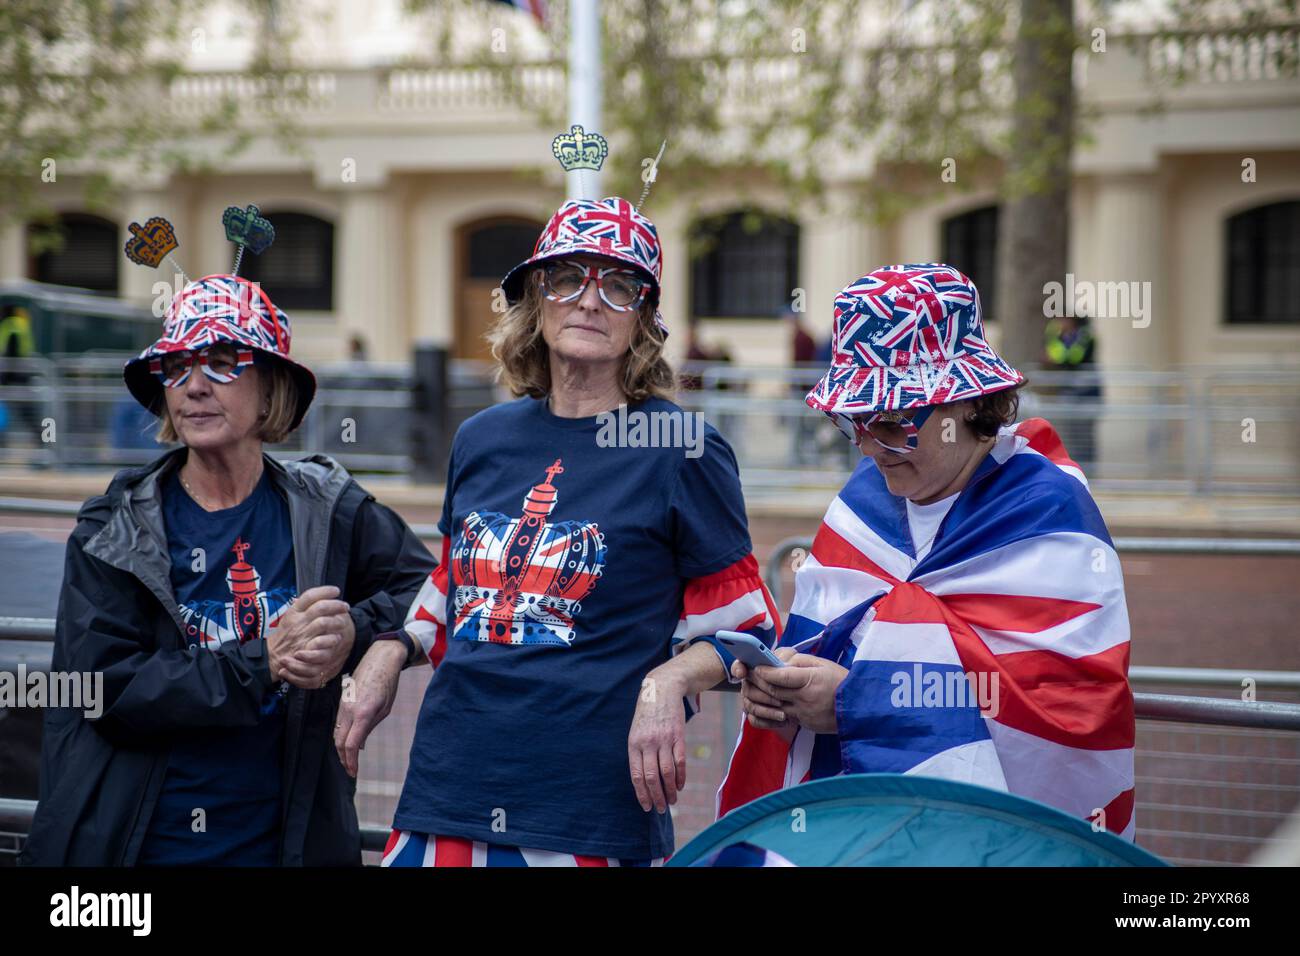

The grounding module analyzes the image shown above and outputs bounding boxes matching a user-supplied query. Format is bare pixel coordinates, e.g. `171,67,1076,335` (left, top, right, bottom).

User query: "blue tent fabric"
671,774,1168,867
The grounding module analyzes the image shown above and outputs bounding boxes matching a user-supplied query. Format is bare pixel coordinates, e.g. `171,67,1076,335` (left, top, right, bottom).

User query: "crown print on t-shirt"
451,459,607,647
178,536,296,649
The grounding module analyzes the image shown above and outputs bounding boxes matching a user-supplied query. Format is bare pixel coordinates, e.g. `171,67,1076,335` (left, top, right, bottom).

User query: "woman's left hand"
749,655,850,735
285,611,356,689
627,669,688,814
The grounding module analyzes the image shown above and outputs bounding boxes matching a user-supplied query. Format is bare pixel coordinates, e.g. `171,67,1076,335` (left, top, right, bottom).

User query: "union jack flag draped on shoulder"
718,419,1137,840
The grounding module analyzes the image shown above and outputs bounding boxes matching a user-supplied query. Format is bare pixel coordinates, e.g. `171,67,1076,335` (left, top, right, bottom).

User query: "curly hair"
486,268,675,402
964,382,1025,439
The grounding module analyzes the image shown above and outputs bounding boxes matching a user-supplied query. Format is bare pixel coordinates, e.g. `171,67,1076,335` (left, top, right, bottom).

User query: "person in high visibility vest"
1044,314,1095,370
0,307,38,443
0,307,35,374
1042,313,1099,467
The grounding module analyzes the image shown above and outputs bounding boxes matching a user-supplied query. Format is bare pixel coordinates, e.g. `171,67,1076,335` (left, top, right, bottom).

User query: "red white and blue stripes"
405,536,450,667
718,419,1136,840
406,543,780,705
805,264,1024,414
671,553,781,681
382,830,664,867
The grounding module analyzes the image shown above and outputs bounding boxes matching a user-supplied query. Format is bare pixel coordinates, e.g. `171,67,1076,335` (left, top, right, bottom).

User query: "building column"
335,185,403,362
409,188,453,348
655,202,691,365
801,187,880,345
1084,172,1167,475
0,220,24,280
1089,173,1167,371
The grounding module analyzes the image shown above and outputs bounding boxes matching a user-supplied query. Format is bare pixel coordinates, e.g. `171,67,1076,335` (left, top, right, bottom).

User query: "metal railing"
150,24,1298,122
0,354,499,475
678,363,1300,496
2,681,1297,864
5,512,1295,865
6,359,1300,495
0,496,444,546
4,598,1299,865
761,535,1300,611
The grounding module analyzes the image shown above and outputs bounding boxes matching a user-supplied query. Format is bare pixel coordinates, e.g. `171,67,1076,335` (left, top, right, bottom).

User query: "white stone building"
2,3,1297,484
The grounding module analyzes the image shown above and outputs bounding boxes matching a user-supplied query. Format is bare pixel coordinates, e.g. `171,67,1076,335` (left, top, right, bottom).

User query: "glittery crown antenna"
222,203,276,277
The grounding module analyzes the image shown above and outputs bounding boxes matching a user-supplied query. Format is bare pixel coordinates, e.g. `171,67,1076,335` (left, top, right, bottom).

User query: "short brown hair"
156,357,299,445
487,269,675,402
965,383,1025,439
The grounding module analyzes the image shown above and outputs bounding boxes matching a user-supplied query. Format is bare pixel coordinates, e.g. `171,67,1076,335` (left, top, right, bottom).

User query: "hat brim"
124,350,317,435
805,350,1025,414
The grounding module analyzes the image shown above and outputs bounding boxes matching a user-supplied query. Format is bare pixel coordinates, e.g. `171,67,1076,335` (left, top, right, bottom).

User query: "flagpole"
567,0,602,199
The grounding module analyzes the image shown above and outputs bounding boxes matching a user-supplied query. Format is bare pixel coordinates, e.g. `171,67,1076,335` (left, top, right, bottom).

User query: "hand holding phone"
715,630,786,670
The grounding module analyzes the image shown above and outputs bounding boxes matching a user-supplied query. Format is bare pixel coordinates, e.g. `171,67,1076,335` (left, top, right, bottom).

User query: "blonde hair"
156,356,299,445
487,269,675,402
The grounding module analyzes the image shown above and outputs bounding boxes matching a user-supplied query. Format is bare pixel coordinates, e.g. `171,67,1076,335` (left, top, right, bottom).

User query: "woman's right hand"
732,648,799,743
334,639,406,778
268,586,352,686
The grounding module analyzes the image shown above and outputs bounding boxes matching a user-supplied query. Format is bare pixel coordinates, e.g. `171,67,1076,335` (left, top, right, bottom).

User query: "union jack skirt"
381,830,666,867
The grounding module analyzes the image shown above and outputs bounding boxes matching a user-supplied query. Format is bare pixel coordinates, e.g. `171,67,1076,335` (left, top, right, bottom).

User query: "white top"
906,492,959,562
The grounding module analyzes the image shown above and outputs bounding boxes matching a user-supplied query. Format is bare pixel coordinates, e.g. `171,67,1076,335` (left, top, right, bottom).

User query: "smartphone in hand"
715,630,786,669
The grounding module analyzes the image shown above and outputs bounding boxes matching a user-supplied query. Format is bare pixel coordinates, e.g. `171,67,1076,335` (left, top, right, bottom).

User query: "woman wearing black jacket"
20,273,433,866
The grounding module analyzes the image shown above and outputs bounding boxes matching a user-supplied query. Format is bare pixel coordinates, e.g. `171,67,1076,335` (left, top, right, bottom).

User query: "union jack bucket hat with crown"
123,274,317,432
501,196,667,334
805,262,1024,416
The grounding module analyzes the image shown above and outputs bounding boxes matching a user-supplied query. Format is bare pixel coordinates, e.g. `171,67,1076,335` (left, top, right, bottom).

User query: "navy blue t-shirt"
137,468,296,866
392,397,753,859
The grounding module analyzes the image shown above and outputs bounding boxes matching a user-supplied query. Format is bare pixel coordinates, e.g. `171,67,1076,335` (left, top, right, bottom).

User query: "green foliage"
406,0,1295,225
0,0,307,252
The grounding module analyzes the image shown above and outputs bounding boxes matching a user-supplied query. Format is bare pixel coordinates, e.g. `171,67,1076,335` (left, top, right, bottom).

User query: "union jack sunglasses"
828,405,939,454
538,260,649,312
149,343,256,389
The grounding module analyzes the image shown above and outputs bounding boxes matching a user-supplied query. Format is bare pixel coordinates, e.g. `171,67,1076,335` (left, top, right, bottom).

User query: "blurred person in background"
720,263,1136,840
20,274,433,866
347,334,369,363
336,197,781,867
1043,312,1099,469
0,307,40,445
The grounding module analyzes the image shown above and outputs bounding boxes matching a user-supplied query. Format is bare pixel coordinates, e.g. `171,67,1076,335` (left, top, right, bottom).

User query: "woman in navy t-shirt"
336,198,781,865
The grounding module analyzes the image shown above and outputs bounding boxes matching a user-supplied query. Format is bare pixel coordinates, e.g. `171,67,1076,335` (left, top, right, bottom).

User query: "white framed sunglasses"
538,260,650,312
149,342,256,388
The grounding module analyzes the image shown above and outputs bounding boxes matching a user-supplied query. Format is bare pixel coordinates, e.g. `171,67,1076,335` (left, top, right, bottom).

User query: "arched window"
466,221,539,280
30,213,119,293
1225,200,1299,325
455,217,543,361
941,205,1000,320
240,211,335,311
690,210,799,318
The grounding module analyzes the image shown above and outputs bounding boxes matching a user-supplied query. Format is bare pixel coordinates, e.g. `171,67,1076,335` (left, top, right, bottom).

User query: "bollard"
411,343,449,484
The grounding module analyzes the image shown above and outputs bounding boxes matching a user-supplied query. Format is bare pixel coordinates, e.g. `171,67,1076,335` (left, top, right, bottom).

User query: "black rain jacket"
19,448,435,866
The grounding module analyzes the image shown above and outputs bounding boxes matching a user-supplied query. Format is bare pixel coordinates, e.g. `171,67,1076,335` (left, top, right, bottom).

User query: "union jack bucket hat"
805,263,1024,415
501,197,666,334
123,274,317,432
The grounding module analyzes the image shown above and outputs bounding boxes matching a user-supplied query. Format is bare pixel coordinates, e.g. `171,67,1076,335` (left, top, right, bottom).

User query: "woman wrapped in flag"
720,263,1137,840
335,197,780,866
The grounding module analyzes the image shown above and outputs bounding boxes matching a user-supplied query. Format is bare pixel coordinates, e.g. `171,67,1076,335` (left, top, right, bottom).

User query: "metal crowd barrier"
4,675,1300,861
761,536,1300,611
0,799,392,856
5,530,1300,864
6,357,1300,494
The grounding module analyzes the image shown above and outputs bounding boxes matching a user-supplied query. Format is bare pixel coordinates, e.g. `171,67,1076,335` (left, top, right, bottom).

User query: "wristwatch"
373,628,419,668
